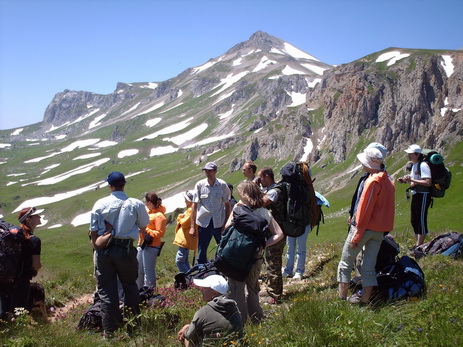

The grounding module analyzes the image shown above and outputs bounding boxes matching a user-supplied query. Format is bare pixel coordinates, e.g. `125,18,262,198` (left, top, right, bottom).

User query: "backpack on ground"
419,149,452,198
214,205,269,281
375,234,401,272
413,232,463,259
375,255,425,302
139,285,166,307
0,220,26,292
174,261,221,290
76,293,103,331
275,161,320,237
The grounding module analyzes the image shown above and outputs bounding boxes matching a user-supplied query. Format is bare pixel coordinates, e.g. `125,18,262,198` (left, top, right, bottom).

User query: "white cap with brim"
193,275,229,295
357,147,384,171
18,207,44,224
404,144,422,154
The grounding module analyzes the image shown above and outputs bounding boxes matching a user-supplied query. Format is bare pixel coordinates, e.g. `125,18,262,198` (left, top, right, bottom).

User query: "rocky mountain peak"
227,30,286,55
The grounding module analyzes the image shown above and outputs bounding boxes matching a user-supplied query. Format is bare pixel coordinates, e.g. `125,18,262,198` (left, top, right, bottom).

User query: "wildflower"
450,318,455,323
397,324,403,331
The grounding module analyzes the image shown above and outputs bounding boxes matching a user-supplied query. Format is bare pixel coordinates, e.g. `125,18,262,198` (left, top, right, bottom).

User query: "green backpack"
215,205,269,281
419,150,452,198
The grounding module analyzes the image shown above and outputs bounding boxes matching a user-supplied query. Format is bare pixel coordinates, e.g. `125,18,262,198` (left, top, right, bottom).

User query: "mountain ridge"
0,31,462,228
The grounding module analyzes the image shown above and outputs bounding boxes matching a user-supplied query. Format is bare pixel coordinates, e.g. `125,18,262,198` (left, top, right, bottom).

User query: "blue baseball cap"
106,171,126,186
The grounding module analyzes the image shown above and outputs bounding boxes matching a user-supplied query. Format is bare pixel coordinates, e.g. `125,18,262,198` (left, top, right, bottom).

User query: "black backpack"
76,293,103,331
375,255,425,302
0,220,26,292
275,161,320,237
174,261,221,290
375,234,401,272
215,205,269,281
419,150,452,198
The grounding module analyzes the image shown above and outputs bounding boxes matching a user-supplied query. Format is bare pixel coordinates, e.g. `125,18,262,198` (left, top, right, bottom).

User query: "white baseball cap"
193,275,228,295
404,144,422,154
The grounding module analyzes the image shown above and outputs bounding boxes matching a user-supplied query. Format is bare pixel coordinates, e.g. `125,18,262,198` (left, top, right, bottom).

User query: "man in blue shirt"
89,171,149,338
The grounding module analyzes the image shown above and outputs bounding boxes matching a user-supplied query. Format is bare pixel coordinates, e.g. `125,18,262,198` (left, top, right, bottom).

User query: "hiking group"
0,142,453,344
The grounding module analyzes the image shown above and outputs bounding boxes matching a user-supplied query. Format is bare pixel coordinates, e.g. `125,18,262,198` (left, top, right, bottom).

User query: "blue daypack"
376,255,425,302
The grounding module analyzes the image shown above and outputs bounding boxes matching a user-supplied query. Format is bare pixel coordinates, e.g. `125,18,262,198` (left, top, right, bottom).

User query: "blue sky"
1,0,462,130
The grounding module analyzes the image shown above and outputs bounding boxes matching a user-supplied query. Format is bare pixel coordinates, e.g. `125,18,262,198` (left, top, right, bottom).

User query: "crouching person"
177,275,243,346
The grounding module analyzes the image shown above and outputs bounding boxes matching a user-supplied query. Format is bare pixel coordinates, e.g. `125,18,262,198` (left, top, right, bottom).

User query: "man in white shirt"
190,162,231,264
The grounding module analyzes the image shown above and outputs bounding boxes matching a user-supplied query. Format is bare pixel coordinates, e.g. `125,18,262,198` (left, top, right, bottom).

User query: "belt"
112,238,134,248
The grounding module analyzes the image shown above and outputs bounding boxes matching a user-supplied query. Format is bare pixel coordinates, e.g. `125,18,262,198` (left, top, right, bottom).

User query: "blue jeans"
197,221,222,264
136,246,160,289
176,247,191,273
284,225,310,275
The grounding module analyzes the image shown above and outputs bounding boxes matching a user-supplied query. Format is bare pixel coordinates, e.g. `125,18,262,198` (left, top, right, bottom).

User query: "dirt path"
49,293,94,323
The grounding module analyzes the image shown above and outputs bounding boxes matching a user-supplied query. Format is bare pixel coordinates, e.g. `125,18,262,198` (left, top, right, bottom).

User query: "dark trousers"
411,192,431,235
197,220,222,264
95,243,140,334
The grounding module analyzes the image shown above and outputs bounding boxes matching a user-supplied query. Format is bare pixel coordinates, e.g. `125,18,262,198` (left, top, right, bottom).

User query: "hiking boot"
293,272,303,280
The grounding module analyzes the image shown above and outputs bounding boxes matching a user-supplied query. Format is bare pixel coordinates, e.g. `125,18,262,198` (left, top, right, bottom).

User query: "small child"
173,191,198,273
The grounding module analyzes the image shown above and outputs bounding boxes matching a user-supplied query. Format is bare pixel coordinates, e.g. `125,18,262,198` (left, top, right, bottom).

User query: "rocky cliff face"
306,50,463,163
5,34,462,171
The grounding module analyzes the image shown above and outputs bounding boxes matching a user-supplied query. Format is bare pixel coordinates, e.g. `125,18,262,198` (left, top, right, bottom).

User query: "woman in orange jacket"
136,192,167,289
173,191,198,273
337,147,395,305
